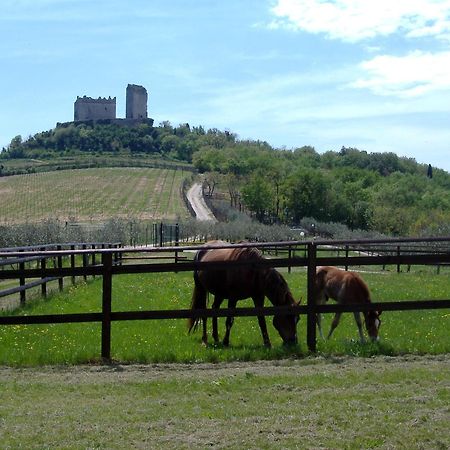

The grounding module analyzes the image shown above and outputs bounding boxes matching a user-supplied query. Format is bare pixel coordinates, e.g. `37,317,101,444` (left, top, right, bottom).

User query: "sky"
1,0,450,171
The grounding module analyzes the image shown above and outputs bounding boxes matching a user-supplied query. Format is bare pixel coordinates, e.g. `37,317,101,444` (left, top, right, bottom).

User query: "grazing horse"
315,266,381,342
188,240,299,347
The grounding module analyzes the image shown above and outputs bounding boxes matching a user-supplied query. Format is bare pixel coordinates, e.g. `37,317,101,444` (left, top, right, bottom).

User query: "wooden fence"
0,242,121,306
0,237,449,359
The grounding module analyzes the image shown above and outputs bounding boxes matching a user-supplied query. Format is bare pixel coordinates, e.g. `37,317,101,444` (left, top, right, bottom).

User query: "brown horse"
188,240,299,347
315,266,381,342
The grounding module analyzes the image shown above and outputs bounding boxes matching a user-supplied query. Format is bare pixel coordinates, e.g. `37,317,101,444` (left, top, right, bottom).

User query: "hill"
1,121,450,236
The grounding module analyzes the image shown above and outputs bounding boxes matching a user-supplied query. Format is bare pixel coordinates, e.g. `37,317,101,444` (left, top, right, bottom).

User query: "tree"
225,173,241,209
192,146,228,173
203,171,221,197
283,169,328,223
160,135,181,155
241,175,273,222
8,135,25,158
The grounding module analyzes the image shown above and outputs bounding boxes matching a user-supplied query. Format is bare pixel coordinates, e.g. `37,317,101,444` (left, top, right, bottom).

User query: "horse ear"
297,297,302,305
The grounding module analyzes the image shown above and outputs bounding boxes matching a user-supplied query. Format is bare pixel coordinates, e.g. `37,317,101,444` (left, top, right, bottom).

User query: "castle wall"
58,118,154,129
74,96,116,121
126,84,148,119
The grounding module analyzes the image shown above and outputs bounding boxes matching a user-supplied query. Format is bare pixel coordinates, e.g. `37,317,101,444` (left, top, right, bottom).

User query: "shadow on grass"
199,342,307,363
317,339,397,357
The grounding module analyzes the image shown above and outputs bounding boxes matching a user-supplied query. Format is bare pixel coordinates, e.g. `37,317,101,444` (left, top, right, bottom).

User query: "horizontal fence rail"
0,237,449,358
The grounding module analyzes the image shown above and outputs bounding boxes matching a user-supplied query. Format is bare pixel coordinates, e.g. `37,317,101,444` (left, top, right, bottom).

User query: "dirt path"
0,354,447,383
186,182,217,222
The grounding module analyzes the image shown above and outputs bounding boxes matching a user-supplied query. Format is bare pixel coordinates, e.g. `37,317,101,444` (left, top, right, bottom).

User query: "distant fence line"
0,236,449,358
0,158,197,178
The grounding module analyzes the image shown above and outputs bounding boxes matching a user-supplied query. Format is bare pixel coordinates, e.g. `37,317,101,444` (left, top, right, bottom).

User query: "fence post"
82,244,87,282
345,245,349,271
91,244,96,279
159,222,164,247
40,247,47,298
288,246,292,274
397,245,401,273
174,223,180,267
306,242,317,353
57,245,63,292
152,223,157,247
71,245,76,285
175,223,180,246
113,243,121,266
101,252,113,361
19,260,26,306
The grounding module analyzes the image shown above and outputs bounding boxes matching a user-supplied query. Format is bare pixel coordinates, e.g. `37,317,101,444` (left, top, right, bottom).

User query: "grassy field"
0,267,449,448
0,167,190,223
0,356,448,448
0,267,449,366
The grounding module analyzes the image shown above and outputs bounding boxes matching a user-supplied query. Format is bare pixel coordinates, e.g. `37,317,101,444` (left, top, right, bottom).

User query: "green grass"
0,269,449,366
0,167,190,224
0,356,448,448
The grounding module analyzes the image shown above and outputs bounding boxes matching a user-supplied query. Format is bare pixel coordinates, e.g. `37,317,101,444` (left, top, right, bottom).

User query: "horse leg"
353,312,366,343
222,298,237,347
253,296,271,348
316,313,325,340
211,296,223,345
327,312,342,339
201,317,208,346
316,295,327,340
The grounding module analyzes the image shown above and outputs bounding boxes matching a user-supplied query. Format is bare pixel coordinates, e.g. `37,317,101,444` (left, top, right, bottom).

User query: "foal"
315,266,381,342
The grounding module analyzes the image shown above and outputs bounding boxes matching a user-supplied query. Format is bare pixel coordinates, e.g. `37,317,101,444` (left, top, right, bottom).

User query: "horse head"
365,310,382,342
264,269,300,345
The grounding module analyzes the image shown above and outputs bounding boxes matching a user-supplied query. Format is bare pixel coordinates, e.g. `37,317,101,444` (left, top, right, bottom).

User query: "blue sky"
1,0,450,171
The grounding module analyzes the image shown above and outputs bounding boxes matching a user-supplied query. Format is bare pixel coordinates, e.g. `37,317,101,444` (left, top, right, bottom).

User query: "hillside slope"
0,167,190,224
2,122,449,236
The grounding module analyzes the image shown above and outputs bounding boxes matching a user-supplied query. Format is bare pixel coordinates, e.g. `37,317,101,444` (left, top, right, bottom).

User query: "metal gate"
151,223,179,247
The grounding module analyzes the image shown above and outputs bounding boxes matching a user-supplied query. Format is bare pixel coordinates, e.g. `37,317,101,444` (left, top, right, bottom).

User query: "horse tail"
188,252,207,333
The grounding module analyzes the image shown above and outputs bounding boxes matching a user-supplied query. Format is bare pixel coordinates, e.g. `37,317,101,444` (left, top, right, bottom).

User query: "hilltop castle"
73,84,151,125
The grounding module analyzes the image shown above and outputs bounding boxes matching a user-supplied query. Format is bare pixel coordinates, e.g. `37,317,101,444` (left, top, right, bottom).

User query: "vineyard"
0,167,190,224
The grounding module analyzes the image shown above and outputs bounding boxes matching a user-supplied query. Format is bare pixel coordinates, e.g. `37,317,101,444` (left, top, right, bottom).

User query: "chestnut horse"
188,240,299,347
315,266,381,342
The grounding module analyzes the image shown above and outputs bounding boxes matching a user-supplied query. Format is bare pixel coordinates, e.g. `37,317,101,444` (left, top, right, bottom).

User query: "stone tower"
74,96,116,121
126,84,148,119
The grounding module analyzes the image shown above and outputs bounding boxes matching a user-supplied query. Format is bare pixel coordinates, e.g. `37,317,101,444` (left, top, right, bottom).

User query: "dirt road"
186,182,217,222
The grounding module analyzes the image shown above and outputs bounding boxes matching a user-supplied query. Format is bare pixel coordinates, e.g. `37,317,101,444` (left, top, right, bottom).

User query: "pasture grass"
0,356,448,448
0,268,449,366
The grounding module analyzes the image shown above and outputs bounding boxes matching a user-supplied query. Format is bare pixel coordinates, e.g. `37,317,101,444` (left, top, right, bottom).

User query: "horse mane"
263,267,294,306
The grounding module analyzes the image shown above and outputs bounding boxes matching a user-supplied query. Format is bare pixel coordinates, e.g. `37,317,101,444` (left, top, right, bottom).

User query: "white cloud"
270,0,450,42
351,50,450,97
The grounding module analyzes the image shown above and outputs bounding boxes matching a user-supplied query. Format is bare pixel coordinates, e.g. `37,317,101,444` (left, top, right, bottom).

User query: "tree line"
1,122,449,236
